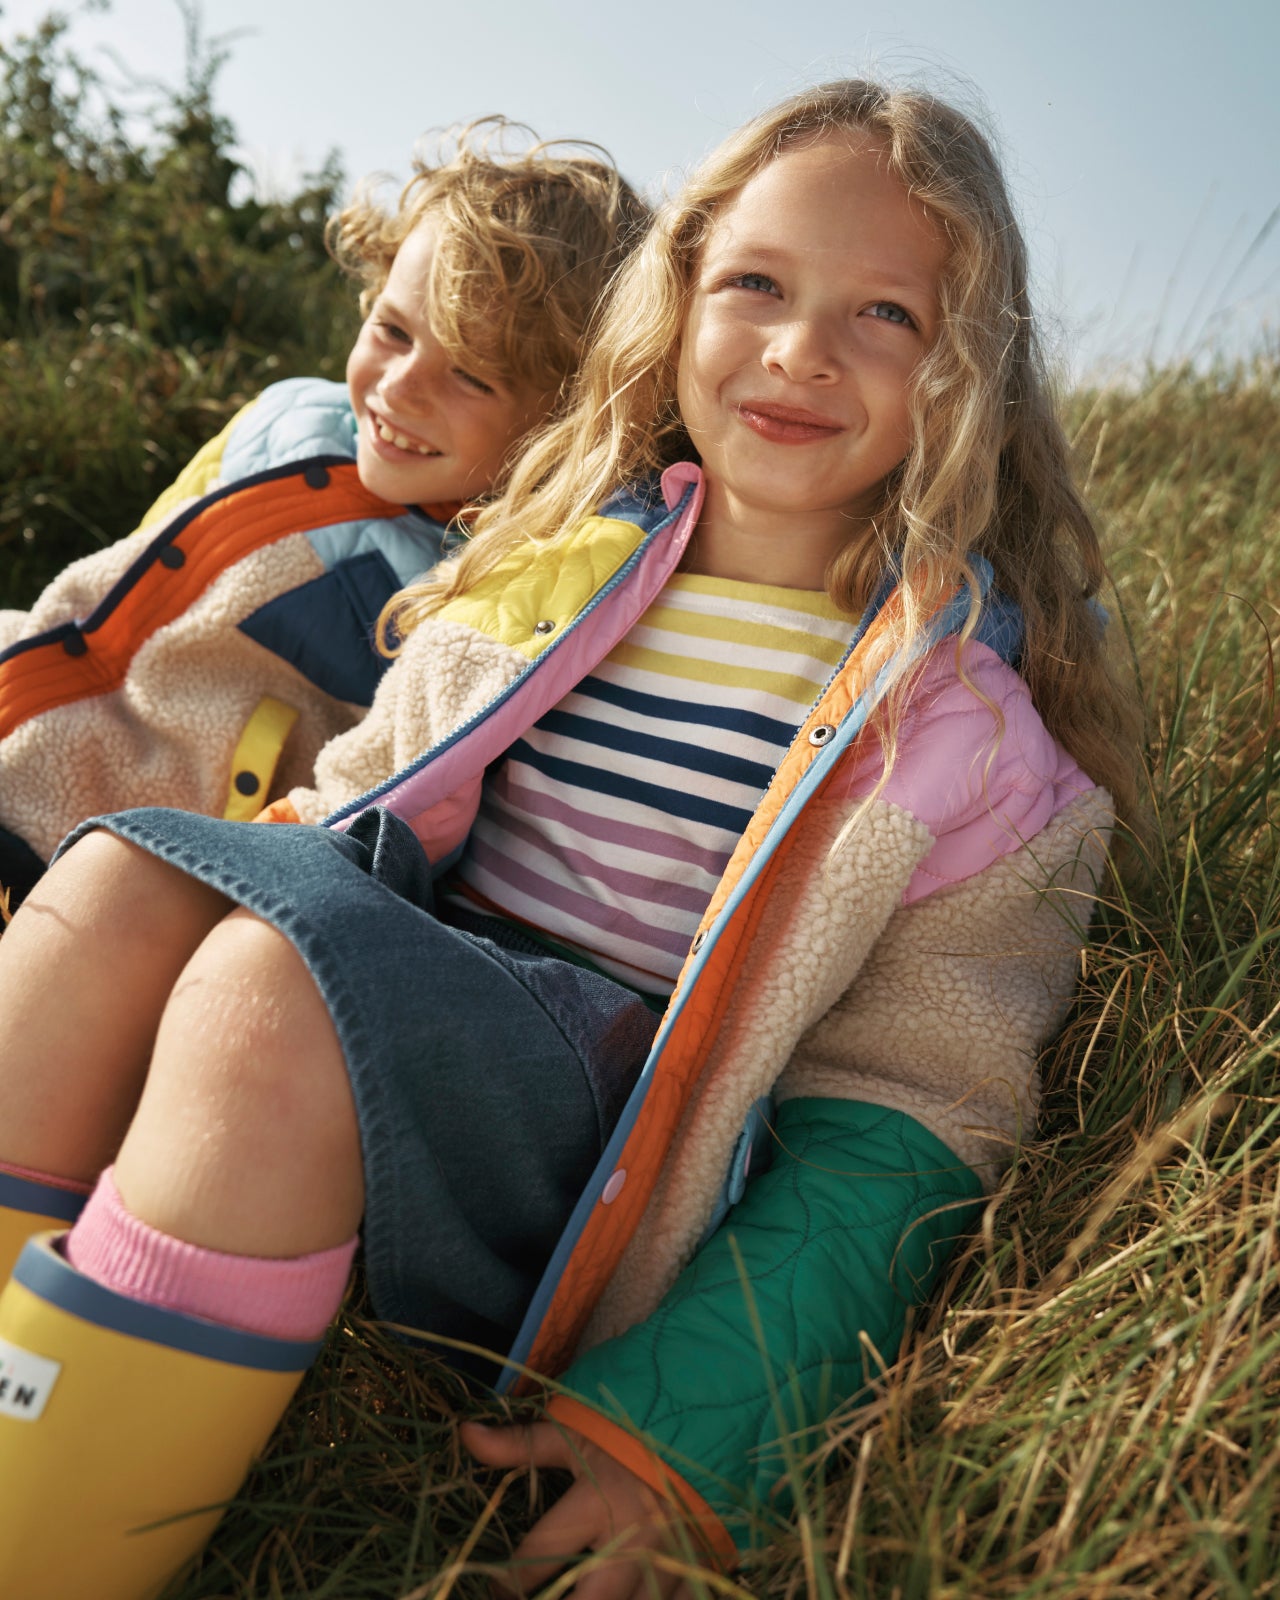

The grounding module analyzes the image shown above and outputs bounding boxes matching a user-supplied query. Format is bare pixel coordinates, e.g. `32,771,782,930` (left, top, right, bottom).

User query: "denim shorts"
58,806,659,1373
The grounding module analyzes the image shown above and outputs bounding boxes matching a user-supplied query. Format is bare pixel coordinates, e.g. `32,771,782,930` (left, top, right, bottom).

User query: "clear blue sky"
4,0,1277,380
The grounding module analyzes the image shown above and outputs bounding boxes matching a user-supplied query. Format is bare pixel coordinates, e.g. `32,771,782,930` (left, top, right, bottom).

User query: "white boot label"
0,1336,61,1421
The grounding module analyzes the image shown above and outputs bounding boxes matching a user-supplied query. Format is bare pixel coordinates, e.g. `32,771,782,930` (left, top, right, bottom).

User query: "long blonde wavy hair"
384,82,1141,823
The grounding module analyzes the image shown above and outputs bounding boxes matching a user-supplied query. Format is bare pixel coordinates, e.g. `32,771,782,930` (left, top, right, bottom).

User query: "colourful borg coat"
272,462,1114,1562
0,378,452,900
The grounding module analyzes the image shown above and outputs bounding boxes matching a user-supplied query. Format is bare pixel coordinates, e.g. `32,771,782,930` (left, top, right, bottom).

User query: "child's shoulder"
217,378,358,483
859,639,1101,902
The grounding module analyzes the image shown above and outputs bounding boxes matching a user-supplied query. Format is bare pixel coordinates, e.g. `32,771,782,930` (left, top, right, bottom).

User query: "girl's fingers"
461,1418,576,1473
463,1419,696,1599
498,1480,611,1594
569,1554,687,1600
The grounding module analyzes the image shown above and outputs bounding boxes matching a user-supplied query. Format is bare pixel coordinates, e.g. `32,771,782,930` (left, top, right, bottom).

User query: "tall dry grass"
162,356,1278,1598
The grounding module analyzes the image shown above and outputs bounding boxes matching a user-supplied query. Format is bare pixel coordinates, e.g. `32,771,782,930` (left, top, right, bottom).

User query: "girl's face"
677,132,945,586
346,217,553,509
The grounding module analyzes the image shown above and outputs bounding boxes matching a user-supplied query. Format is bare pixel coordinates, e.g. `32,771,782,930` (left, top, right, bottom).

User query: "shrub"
0,5,359,606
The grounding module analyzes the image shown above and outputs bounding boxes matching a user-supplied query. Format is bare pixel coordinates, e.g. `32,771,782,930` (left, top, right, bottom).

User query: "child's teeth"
375,419,431,454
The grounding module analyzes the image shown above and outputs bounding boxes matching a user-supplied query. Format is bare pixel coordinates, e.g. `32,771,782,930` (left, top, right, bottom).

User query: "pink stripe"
466,835,693,962
477,796,715,916
499,774,730,877
66,1169,356,1341
0,1160,92,1196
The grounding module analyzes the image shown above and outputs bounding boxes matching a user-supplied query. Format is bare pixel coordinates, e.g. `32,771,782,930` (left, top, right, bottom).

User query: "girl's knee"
35,829,229,942
116,909,364,1255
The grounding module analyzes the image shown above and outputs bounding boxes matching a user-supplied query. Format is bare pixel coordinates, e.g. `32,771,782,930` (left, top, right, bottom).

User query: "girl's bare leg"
0,831,231,1181
114,906,364,1257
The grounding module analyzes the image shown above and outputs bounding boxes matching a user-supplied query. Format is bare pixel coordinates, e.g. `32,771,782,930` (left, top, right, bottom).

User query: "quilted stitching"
558,1096,982,1551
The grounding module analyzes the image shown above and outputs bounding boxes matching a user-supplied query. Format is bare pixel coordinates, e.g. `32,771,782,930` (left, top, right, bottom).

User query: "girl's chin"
356,445,456,504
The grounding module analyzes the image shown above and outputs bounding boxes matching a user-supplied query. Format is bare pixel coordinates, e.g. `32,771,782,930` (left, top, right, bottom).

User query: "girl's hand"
461,1419,711,1599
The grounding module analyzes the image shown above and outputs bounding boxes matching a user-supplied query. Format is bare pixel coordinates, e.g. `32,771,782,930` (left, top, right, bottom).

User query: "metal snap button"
534,619,556,636
691,929,708,953
158,545,186,569
807,724,836,747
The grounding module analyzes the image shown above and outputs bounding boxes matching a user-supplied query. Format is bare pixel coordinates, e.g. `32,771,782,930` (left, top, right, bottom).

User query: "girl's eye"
727,272,779,296
866,301,915,329
454,368,496,396
376,319,412,345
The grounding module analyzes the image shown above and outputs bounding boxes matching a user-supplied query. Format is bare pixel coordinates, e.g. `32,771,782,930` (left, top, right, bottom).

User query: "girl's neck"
681,479,870,591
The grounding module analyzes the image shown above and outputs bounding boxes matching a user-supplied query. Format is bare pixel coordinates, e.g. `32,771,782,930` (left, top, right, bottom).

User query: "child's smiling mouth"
369,412,442,457
734,400,844,444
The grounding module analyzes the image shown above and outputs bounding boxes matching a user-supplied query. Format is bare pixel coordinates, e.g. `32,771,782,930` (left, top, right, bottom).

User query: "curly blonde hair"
387,83,1141,823
327,116,650,404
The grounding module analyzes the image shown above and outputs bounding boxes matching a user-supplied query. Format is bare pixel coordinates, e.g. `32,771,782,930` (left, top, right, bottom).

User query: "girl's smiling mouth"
367,409,443,458
734,400,845,444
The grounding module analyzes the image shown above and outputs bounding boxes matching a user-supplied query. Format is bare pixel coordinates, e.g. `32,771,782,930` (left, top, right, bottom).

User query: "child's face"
677,133,945,579
347,218,552,508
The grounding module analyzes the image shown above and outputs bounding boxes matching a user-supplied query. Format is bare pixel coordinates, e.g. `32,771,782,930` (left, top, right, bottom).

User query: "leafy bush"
0,5,359,606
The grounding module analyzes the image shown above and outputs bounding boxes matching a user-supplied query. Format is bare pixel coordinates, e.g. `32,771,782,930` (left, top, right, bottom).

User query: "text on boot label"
0,1336,61,1421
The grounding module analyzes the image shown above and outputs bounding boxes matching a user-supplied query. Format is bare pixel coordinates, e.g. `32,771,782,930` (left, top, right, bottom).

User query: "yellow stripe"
670,571,848,619
222,696,300,820
608,642,827,707
636,602,848,664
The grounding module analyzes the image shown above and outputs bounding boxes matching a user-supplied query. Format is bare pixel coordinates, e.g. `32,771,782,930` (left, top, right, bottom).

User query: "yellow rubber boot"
0,1170,87,1282
0,1233,319,1600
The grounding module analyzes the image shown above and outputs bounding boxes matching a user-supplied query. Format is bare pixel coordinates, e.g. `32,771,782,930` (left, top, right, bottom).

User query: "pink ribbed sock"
0,1159,92,1197
66,1168,356,1342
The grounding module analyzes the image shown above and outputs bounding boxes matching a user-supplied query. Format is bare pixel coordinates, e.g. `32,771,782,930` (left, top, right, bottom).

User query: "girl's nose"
380,335,448,409
763,316,840,383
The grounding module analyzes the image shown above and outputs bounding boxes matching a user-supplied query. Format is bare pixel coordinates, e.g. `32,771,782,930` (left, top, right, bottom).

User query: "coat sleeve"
550,1096,983,1559
275,614,528,824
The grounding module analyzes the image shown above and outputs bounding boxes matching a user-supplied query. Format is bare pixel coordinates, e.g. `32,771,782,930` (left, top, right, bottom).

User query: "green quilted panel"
558,1098,983,1553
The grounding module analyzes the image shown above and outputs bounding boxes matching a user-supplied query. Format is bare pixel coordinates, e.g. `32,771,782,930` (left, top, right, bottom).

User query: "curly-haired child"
0,119,648,908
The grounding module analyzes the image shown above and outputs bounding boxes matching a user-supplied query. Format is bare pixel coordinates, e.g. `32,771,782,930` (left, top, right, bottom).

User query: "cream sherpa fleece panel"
0,532,352,859
582,791,935,1348
290,616,530,825
778,786,1113,1182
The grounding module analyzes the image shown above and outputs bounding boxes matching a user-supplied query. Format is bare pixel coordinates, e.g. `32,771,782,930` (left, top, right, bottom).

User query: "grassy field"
15,19,1276,1595
142,355,1276,1599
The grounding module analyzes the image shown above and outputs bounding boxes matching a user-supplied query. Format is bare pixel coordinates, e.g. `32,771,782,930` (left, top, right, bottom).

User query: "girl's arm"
268,611,528,825
547,1095,982,1559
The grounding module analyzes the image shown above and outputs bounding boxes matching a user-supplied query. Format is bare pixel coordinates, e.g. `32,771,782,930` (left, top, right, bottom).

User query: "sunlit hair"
387,82,1141,823
328,115,650,408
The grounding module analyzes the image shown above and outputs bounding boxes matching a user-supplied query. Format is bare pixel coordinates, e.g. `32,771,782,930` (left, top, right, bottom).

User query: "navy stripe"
509,742,754,834
13,1236,320,1372
575,675,798,746
529,711,775,790
0,1171,85,1224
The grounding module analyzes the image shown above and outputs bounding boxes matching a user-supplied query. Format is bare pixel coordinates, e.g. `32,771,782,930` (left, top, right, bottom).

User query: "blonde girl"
0,80,1136,1600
